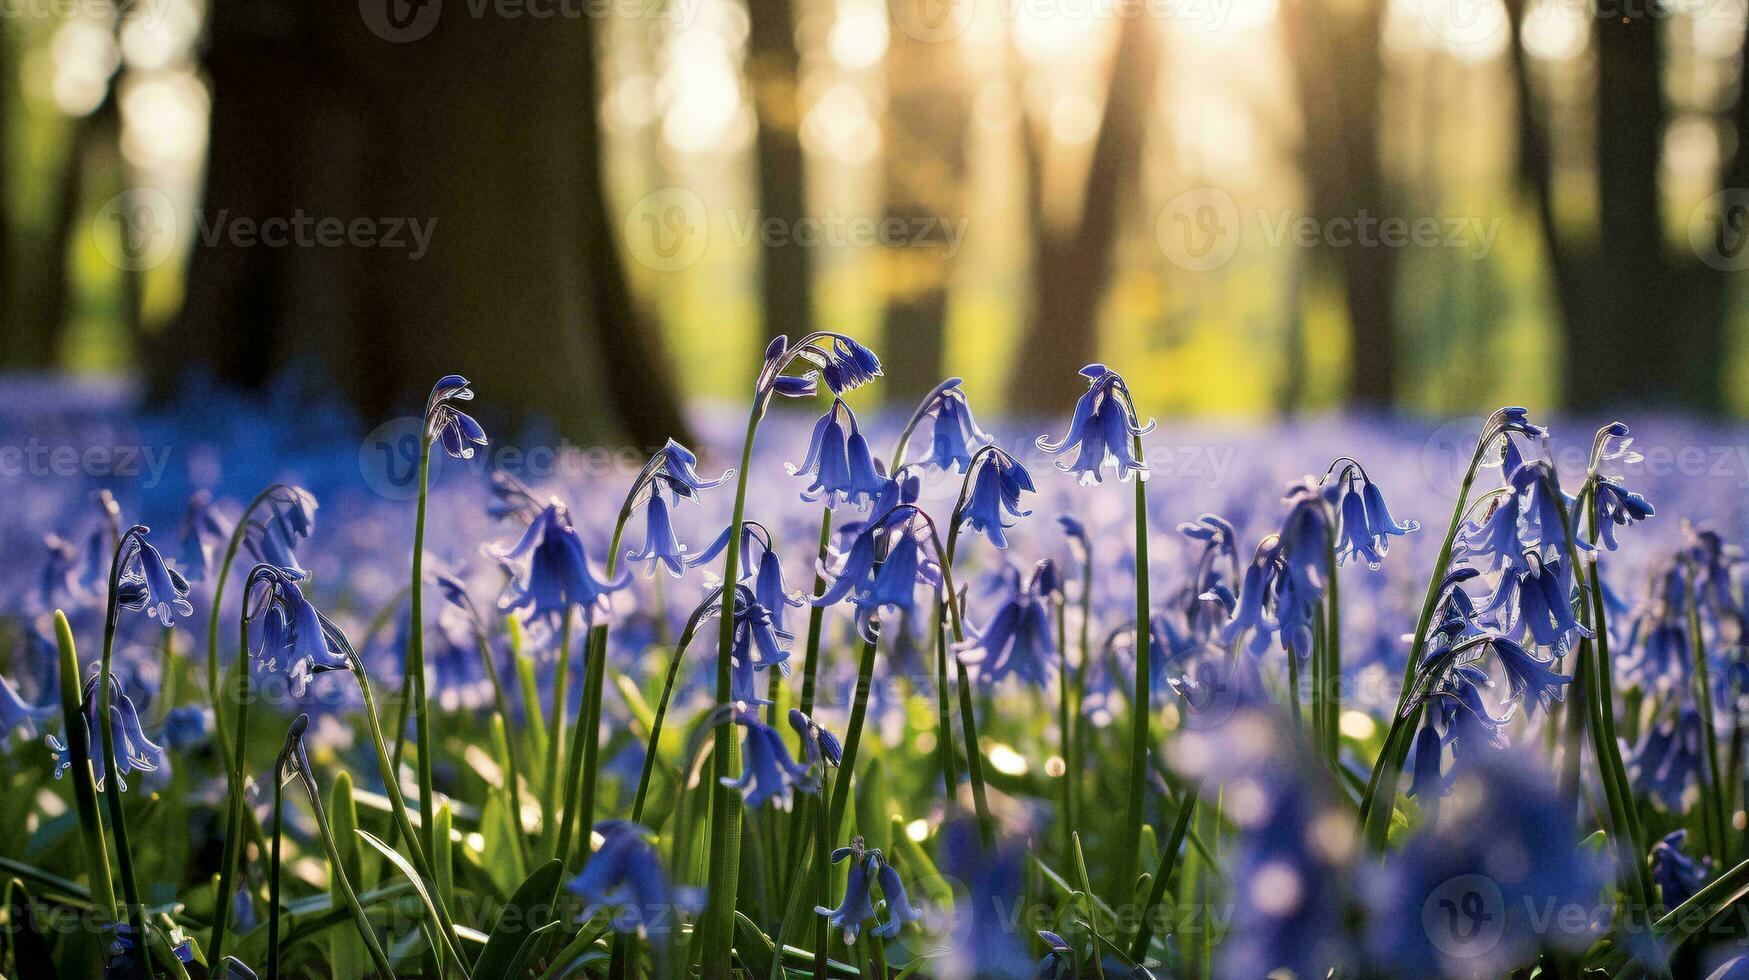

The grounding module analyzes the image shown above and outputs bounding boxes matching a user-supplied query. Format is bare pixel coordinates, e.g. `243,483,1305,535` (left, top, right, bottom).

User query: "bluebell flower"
723,708,812,809
177,490,231,583
1332,472,1384,568
869,464,922,516
1222,544,1279,655
1366,746,1608,977
1404,720,1450,813
496,501,629,631
1057,515,1088,560
652,438,729,502
0,673,55,752
759,333,882,397
813,510,940,641
107,920,194,978
1628,707,1704,809
243,486,318,580
426,374,488,460
163,705,213,751
1650,829,1708,909
787,708,843,768
1441,671,1514,767
1034,931,1075,979
118,535,193,627
567,820,701,934
1482,552,1591,651
789,399,886,509
249,569,353,697
957,449,1035,549
1035,364,1153,485
815,837,923,943
723,587,791,706
1489,634,1570,717
1513,460,1571,550
958,566,1056,689
49,673,164,792
936,818,1035,979
625,494,689,578
754,547,803,636
1593,476,1653,551
1271,495,1331,659
919,379,992,472
37,533,85,611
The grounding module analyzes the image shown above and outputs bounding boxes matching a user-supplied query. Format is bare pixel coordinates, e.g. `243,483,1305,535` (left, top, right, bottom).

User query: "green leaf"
3,878,54,979
501,919,564,978
480,788,530,898
734,911,776,977
355,829,473,978
328,770,366,980
473,859,564,979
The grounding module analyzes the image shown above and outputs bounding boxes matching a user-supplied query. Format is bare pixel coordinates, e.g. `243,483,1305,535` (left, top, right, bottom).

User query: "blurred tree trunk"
748,0,812,348
1513,2,1734,412
1282,0,1398,406
880,21,967,402
1006,16,1160,414
160,0,687,448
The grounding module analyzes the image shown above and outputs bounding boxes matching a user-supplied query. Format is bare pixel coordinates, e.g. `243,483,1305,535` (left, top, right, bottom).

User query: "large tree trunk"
747,0,812,348
879,19,967,403
160,0,687,448
1282,0,1399,406
1005,16,1160,414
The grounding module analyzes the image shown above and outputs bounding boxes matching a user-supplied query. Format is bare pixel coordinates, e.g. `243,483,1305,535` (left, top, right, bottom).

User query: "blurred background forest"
0,0,1746,445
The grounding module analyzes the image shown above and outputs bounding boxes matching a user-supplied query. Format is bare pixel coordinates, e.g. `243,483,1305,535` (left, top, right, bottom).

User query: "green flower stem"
812,770,834,980
288,739,397,979
205,485,288,794
936,515,992,845
631,589,721,824
1129,780,1200,962
935,609,959,818
1356,430,1489,847
341,640,470,973
210,592,256,966
558,516,629,871
466,618,528,865
407,438,438,878
1056,595,1073,861
1116,447,1151,901
1685,563,1729,863
701,406,761,978
97,527,148,979
1324,549,1341,760
541,613,574,859
825,634,880,843
52,610,116,921
797,509,833,722
269,722,298,980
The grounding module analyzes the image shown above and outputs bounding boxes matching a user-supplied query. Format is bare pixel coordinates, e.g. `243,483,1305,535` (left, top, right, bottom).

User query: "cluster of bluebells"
815,836,924,943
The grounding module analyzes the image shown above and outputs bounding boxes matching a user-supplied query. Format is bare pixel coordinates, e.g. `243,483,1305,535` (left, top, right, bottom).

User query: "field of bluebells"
4,339,1749,978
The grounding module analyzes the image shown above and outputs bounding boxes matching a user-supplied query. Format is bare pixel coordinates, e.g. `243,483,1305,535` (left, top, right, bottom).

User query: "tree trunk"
1282,0,1398,406
747,0,812,349
1006,16,1161,414
160,0,688,448
879,18,968,403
